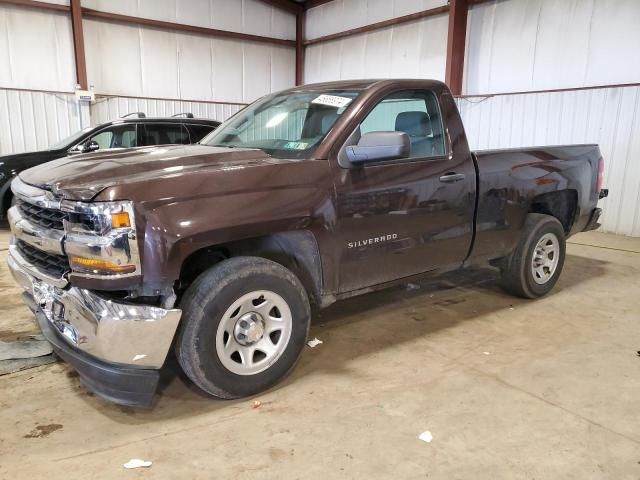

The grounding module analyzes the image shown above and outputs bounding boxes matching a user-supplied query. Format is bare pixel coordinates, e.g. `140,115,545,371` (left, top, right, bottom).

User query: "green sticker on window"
284,142,308,150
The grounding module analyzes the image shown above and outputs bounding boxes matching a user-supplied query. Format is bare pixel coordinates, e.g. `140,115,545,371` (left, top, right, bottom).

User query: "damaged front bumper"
7,248,181,407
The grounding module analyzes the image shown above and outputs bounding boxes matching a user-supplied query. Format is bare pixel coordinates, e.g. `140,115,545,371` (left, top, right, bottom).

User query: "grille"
17,199,67,230
16,240,70,278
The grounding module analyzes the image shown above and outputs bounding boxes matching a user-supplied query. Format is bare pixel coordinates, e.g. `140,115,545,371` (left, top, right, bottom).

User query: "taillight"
597,157,604,193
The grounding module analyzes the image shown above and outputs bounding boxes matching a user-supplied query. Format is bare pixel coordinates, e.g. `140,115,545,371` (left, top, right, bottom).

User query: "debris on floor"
252,400,262,409
307,338,323,348
482,351,491,355
418,431,433,443
123,459,153,469
24,424,63,439
0,336,56,375
405,282,420,290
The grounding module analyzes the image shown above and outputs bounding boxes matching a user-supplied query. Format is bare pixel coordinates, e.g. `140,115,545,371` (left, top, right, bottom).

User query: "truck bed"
470,144,602,262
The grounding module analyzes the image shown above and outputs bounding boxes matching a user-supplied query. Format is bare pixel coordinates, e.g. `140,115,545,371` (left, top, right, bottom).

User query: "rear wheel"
500,213,566,299
176,256,310,399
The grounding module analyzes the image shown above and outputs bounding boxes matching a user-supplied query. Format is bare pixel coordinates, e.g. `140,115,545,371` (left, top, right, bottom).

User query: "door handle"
439,172,465,183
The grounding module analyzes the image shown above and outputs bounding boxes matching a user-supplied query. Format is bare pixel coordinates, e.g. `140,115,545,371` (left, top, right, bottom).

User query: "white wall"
82,0,296,40
82,0,296,104
82,0,295,103
0,1,295,155
460,0,640,236
0,5,76,92
464,0,640,95
305,0,446,39
304,0,448,84
84,20,295,104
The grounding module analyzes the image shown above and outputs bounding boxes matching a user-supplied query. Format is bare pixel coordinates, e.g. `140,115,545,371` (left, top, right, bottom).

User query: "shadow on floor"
68,252,607,423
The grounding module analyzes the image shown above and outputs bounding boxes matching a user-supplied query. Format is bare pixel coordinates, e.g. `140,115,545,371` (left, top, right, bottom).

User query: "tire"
500,213,566,299
175,256,311,399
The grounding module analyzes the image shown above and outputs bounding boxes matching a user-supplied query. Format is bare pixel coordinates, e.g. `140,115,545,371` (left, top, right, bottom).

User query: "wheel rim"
215,290,292,376
531,233,560,285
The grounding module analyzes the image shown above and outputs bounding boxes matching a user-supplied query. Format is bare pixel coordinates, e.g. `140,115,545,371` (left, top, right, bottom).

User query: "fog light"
111,212,131,229
69,256,136,274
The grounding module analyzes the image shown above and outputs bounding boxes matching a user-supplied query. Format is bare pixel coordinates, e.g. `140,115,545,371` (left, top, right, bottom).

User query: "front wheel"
176,257,310,399
500,213,566,299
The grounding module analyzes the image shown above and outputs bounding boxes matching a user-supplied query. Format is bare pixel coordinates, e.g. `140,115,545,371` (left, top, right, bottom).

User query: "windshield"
202,89,361,159
50,127,94,150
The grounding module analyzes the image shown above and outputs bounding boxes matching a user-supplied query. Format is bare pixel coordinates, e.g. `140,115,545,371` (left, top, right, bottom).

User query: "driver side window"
360,90,445,158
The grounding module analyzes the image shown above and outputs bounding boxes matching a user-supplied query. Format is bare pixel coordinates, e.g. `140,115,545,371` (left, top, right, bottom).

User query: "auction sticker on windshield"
312,94,353,109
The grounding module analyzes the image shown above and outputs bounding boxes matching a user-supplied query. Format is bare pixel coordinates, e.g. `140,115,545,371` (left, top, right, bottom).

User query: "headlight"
61,200,141,277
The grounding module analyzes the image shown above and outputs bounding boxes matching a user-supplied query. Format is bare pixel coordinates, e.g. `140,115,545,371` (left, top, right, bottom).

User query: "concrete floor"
0,229,639,479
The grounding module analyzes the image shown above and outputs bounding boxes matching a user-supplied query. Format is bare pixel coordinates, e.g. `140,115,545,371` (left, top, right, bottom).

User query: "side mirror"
345,131,410,166
80,140,100,153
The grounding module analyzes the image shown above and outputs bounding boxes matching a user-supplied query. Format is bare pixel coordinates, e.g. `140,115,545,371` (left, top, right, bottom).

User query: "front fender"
138,187,330,289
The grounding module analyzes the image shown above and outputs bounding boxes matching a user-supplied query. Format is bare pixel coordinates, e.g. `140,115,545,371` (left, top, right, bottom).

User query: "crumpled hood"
19,145,277,201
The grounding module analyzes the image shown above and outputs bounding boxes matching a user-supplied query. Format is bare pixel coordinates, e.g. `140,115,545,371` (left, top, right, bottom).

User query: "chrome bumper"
7,249,181,369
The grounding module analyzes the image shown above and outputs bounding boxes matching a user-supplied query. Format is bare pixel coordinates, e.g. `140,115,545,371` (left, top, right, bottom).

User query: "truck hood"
19,145,277,201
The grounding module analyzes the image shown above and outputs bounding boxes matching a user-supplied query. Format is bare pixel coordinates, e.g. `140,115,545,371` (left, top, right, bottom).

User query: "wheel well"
529,190,577,233
176,231,323,305
1,185,12,218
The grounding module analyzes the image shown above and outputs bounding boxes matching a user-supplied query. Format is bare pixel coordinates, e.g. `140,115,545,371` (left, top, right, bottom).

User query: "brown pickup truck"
7,79,606,407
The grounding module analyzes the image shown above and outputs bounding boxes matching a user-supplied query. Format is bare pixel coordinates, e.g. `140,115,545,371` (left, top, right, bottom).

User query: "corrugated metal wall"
0,89,90,156
457,86,640,237
90,96,244,125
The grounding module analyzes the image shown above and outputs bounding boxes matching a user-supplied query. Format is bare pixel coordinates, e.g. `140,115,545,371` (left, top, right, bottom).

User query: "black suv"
0,114,220,218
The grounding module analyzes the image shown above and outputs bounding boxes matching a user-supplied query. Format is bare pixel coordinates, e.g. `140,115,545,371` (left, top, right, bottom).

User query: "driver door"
333,89,476,293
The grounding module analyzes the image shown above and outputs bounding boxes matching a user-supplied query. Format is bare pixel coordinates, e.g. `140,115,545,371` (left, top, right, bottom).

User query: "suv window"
187,124,216,143
139,124,190,146
360,90,445,158
89,124,137,150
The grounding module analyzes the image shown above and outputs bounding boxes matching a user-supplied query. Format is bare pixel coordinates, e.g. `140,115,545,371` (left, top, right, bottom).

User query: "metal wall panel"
84,19,296,103
304,12,448,84
0,89,90,156
457,86,640,236
90,96,244,125
0,5,76,92
305,0,447,40
81,0,296,40
465,0,640,95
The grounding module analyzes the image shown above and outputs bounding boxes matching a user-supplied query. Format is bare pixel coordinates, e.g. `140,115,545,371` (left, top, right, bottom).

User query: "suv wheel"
500,213,566,299
176,257,310,399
